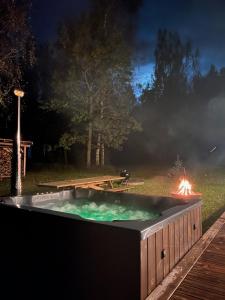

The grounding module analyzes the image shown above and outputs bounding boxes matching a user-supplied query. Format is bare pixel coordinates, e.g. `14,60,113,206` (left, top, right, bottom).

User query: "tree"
139,30,200,161
153,29,195,102
93,70,139,166
46,1,140,167
0,0,35,106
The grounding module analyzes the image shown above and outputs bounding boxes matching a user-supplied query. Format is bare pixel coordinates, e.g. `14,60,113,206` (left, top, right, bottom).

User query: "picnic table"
38,175,131,192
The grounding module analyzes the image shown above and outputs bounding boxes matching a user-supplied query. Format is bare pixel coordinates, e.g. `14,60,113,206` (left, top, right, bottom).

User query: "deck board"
146,211,225,300
171,223,225,300
38,175,125,189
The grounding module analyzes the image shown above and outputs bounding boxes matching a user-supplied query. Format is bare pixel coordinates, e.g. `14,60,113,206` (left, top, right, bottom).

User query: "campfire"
171,177,202,199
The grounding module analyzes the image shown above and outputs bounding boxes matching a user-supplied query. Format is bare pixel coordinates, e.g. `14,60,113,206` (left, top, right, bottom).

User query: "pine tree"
168,154,184,177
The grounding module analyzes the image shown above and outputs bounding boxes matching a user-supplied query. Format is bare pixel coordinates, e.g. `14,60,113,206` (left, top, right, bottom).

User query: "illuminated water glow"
40,199,159,222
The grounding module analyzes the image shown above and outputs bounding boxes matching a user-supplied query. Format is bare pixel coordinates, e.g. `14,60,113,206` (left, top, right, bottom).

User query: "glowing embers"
171,177,202,199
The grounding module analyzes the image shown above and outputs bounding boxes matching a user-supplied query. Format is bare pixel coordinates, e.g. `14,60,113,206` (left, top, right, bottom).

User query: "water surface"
38,199,159,222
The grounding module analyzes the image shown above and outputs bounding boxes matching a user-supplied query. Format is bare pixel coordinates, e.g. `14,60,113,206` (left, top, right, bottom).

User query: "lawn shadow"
202,204,225,232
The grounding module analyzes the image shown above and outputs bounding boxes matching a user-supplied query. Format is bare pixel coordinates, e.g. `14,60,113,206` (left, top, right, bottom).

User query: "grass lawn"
1,164,225,231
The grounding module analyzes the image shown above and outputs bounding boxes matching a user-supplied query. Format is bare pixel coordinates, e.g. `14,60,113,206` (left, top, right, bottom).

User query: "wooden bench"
106,186,133,193
38,176,125,190
79,184,133,193
80,184,104,191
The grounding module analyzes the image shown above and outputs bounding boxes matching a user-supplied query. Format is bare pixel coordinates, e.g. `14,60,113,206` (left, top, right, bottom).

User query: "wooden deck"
171,222,225,299
147,211,225,300
38,175,125,189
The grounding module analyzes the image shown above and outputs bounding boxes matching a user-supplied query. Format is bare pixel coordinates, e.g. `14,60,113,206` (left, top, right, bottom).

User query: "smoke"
176,94,225,168
127,90,225,168
202,95,225,165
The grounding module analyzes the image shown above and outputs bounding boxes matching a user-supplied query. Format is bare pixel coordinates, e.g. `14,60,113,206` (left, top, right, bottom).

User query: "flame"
177,178,192,196
171,177,201,199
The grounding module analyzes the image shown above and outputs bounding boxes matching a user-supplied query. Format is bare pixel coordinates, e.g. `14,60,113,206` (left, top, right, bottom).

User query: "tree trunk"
100,142,105,167
99,100,104,167
96,133,101,167
86,97,93,168
87,121,92,168
64,149,68,165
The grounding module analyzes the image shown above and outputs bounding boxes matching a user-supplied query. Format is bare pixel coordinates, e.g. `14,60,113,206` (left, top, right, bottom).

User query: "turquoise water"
40,199,159,222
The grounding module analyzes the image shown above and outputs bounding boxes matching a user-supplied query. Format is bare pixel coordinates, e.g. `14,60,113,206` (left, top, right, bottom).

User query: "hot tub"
0,190,202,300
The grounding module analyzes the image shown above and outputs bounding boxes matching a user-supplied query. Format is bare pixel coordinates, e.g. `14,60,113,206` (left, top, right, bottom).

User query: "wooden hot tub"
0,190,202,300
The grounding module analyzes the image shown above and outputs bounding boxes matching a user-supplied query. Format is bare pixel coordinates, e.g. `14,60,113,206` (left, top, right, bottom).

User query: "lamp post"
13,89,24,196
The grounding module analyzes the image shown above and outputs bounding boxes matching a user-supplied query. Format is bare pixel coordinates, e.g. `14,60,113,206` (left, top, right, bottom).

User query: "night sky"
32,0,225,95
32,0,89,41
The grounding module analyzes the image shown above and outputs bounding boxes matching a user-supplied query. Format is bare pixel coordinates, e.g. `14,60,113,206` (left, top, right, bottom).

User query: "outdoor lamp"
12,88,24,196
14,89,24,98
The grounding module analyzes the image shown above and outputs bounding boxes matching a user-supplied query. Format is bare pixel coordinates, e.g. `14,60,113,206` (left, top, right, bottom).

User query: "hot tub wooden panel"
163,226,169,277
169,222,175,271
148,234,156,293
140,204,202,300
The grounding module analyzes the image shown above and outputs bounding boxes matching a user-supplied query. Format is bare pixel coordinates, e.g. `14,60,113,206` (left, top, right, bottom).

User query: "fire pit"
171,177,202,199
0,189,202,300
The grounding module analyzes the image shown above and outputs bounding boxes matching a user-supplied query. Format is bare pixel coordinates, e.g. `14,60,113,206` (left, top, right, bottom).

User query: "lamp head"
14,89,24,98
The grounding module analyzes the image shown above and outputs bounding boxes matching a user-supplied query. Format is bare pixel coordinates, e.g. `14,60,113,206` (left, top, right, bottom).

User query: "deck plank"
171,222,225,300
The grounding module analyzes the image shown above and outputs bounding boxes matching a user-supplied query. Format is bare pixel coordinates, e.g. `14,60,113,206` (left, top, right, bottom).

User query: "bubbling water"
40,199,159,222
